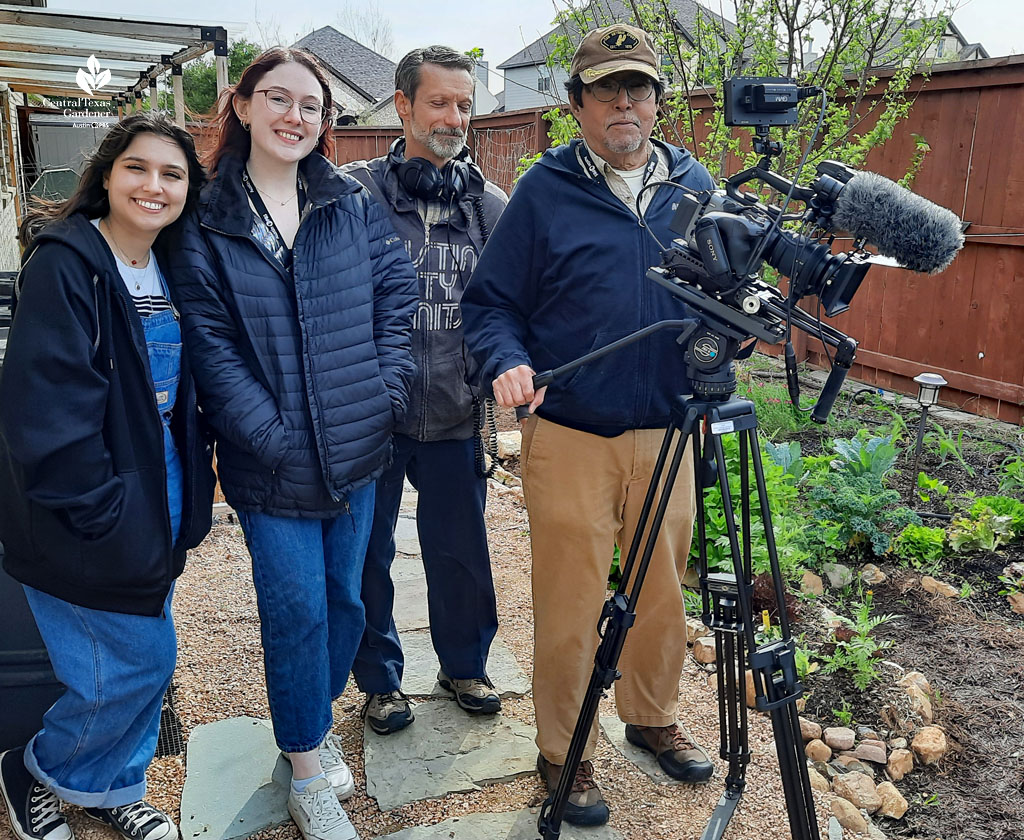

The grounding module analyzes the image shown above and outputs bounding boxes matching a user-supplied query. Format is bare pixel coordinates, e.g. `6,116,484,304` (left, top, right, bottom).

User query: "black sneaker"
0,748,73,840
84,801,178,840
362,691,414,735
436,671,501,715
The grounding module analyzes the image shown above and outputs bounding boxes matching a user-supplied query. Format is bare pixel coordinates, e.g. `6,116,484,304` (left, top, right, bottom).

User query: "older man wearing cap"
462,23,716,827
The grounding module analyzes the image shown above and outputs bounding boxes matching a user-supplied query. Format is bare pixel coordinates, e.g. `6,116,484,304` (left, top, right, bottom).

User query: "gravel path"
2,486,847,840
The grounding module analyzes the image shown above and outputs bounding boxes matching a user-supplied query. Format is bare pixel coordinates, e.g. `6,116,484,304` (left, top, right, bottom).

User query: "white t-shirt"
91,219,171,316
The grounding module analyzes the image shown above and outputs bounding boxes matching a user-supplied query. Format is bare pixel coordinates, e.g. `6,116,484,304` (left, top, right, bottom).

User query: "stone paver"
179,717,290,840
378,809,624,839
364,700,537,811
399,629,531,698
395,513,420,556
600,715,686,786
390,552,424,583
393,575,430,632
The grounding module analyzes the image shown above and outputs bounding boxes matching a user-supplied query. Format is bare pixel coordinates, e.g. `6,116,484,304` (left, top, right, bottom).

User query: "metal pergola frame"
0,3,237,124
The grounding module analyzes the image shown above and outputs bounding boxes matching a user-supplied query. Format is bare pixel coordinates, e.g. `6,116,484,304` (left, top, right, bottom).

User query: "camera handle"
535,385,821,840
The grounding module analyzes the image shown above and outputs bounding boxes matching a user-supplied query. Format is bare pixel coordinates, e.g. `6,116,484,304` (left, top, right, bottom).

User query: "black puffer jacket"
169,153,418,517
0,214,215,617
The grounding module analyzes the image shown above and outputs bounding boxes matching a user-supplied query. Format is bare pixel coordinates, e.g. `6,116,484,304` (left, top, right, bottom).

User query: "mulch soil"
780,387,1024,840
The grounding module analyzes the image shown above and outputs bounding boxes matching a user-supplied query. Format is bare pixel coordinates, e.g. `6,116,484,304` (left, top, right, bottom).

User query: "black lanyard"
241,168,306,269
577,142,660,188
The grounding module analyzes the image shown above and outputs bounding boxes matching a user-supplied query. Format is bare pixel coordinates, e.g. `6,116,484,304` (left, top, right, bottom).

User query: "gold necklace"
102,219,149,270
251,179,298,207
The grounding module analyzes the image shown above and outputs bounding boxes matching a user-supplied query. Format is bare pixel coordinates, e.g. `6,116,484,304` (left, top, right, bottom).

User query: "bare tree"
336,1,396,58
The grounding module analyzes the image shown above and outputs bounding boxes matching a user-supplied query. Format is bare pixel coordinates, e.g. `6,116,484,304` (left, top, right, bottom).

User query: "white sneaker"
281,735,355,800
287,778,358,840
318,735,355,800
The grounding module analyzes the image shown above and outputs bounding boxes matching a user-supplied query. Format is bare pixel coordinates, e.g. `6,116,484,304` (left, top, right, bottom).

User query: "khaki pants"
521,415,696,764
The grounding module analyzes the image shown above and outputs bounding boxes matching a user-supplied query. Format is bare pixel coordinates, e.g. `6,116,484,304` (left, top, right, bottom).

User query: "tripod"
535,331,820,840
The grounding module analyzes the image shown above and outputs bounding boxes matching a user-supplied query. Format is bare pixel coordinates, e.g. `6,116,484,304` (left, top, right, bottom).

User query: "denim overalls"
23,266,185,808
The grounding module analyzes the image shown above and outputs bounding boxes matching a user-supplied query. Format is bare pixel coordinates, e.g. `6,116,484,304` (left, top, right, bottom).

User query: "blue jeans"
352,435,497,694
237,482,374,753
22,585,176,808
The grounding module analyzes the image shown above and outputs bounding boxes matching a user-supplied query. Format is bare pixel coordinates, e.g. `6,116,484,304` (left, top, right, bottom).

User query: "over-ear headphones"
390,138,473,202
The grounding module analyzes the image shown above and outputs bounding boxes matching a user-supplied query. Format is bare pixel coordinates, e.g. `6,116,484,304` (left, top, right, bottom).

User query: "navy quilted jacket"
169,152,418,517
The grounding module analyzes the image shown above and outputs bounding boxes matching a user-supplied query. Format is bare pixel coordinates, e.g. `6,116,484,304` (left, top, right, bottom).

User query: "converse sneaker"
362,691,414,735
0,748,73,840
83,801,178,840
282,735,355,800
287,777,358,840
436,671,501,715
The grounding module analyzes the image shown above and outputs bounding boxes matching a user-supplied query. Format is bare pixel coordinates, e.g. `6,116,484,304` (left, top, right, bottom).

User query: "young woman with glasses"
167,48,417,840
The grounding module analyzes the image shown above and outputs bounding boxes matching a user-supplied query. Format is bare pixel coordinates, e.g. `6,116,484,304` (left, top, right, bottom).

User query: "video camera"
645,76,964,421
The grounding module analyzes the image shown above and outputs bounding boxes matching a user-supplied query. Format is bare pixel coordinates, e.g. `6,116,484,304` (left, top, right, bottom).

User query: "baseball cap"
569,23,660,84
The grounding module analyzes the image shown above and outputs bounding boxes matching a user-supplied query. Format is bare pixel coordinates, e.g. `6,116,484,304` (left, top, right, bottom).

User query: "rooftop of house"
293,25,396,102
497,0,737,70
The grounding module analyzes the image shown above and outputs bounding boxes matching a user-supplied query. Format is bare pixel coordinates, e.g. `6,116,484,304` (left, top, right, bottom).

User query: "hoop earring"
241,121,251,132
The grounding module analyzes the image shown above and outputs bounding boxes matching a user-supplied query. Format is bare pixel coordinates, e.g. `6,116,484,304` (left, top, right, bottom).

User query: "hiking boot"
287,777,358,840
536,754,609,827
436,671,501,715
282,735,355,800
0,748,73,840
362,691,414,735
84,801,178,840
624,722,714,783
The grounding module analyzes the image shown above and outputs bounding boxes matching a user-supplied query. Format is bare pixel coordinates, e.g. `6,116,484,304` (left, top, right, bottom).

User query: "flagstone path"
179,483,634,839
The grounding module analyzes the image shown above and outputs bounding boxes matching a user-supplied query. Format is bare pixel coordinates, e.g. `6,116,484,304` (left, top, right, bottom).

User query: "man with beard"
343,46,506,736
462,24,716,827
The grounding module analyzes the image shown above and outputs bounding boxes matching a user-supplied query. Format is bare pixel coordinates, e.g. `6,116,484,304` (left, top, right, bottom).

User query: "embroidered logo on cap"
601,30,640,52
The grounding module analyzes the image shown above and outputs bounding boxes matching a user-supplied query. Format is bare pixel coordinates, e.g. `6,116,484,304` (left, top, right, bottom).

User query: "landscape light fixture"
911,372,948,478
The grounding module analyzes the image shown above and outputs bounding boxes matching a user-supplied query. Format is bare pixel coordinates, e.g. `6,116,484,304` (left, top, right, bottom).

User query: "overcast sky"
74,0,1022,93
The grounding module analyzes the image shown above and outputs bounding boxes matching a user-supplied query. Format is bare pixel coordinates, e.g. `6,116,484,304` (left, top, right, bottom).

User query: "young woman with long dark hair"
0,112,215,840
168,48,417,840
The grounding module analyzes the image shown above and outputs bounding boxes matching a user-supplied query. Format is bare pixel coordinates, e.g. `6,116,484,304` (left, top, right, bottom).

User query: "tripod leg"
537,410,700,840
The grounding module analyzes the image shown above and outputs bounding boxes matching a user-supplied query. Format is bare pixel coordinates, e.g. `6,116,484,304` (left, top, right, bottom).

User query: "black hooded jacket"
0,213,215,616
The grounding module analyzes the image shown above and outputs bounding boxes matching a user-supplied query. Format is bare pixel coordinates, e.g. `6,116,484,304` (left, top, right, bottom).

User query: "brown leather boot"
536,754,610,826
625,722,714,782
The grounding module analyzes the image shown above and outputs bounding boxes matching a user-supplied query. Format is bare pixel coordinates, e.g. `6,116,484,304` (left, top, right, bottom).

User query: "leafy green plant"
971,495,1024,538
830,433,898,479
793,639,819,683
821,591,897,690
891,523,947,569
831,700,854,728
998,570,1024,597
737,379,813,440
947,506,1013,553
810,475,920,556
917,472,949,504
691,433,803,578
958,581,974,599
924,422,976,477
998,454,1024,496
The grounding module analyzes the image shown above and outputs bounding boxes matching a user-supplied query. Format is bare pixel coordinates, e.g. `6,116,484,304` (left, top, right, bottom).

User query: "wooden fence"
188,56,1024,422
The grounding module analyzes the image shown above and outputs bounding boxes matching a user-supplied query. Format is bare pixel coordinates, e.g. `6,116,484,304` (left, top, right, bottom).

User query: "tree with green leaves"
534,0,954,185
180,38,264,117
